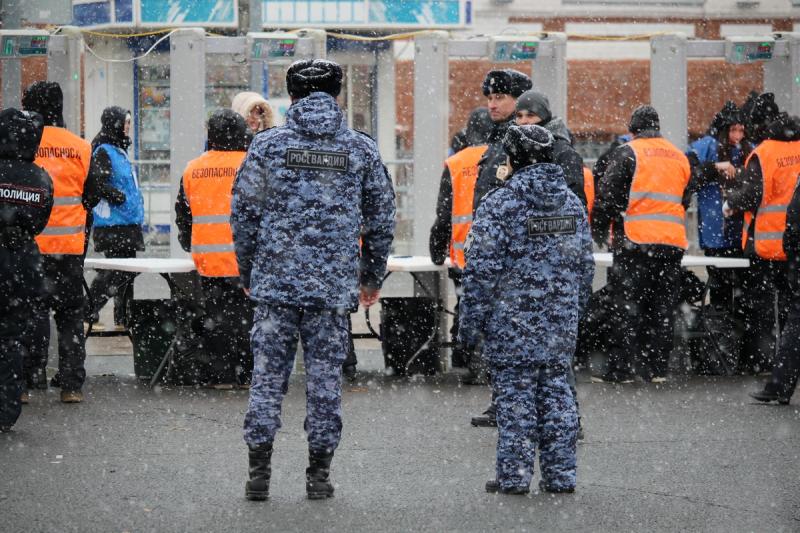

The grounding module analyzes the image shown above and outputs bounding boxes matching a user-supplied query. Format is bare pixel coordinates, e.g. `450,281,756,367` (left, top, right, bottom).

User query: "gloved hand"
108,188,126,206
722,201,733,218
591,225,607,248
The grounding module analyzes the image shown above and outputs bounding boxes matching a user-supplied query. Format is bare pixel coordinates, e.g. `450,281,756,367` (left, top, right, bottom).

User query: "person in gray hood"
514,90,587,208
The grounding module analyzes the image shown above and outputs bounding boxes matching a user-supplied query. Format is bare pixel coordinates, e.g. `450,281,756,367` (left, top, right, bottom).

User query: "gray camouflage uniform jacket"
459,162,594,368
231,91,396,310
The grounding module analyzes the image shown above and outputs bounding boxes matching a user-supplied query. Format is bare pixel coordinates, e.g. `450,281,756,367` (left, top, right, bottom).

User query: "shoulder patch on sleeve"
527,216,577,236
0,183,48,208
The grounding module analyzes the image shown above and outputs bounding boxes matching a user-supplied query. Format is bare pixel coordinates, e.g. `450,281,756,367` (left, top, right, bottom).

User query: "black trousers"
738,258,790,372
200,276,254,384
27,255,87,392
704,247,744,310
0,312,24,427
606,249,683,378
86,248,137,325
764,291,800,399
1,244,44,423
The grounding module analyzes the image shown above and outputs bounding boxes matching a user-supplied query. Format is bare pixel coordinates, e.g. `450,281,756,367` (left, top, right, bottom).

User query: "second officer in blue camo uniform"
459,125,594,495
231,59,395,501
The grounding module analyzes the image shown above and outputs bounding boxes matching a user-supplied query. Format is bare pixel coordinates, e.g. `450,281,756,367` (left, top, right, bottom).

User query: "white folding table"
591,252,750,269
84,256,449,381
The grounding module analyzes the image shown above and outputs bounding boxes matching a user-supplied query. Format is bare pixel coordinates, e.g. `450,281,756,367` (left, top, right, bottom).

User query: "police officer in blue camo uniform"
459,125,594,495
231,59,396,501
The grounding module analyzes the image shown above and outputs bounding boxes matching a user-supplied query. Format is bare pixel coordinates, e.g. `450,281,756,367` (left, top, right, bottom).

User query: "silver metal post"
533,33,567,121
765,33,800,117
169,28,206,257
412,31,448,258
1,0,22,109
47,27,83,134
650,34,688,150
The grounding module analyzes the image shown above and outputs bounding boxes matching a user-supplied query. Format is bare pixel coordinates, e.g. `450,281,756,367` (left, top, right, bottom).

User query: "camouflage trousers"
493,364,578,491
243,305,349,453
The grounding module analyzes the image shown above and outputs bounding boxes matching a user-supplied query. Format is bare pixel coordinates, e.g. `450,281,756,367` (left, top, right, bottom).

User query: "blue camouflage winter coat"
458,163,594,368
231,92,396,309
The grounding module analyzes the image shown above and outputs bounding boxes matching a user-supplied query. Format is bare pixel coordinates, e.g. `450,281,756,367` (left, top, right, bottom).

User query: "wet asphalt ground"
2,352,798,532
2,261,798,531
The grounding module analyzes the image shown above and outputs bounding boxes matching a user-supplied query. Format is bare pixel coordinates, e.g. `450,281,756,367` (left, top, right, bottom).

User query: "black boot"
470,403,497,427
306,451,334,500
245,443,272,501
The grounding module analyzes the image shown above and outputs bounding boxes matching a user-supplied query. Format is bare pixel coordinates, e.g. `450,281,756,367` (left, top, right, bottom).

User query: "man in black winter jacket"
592,106,694,383
0,109,53,431
467,70,533,423
473,69,532,213
513,89,587,207
750,166,800,404
724,112,800,373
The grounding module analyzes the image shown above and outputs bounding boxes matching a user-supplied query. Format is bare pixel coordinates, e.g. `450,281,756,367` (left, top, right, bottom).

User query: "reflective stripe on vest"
53,196,82,206
623,137,691,250
34,126,91,255
583,166,595,219
741,212,753,251
745,140,800,260
448,145,487,269
183,150,246,277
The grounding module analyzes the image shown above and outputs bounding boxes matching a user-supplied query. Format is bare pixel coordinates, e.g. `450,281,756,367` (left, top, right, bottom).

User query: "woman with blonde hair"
231,91,274,133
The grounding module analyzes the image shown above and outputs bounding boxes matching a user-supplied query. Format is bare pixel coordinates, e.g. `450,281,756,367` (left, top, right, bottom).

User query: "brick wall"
396,58,764,150
0,57,47,108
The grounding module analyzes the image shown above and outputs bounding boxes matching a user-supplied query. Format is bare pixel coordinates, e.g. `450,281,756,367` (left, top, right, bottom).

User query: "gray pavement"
2,350,799,532
7,256,796,531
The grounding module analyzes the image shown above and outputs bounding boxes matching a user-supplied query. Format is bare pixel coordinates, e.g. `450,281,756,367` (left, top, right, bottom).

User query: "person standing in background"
231,91,274,135
84,106,145,330
175,109,253,388
22,81,95,404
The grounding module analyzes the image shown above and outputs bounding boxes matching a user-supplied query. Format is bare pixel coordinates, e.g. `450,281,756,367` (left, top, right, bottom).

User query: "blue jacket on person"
458,162,594,369
91,143,144,228
230,91,396,310
689,135,745,250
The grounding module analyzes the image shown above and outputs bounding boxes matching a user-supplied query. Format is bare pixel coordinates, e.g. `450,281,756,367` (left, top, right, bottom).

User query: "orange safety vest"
447,145,487,269
741,140,800,260
34,126,91,255
182,150,246,277
583,166,595,219
624,137,691,249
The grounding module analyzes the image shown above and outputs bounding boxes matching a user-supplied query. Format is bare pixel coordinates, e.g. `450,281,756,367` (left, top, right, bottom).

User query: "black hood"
92,106,131,151
741,92,780,144
464,107,494,146
707,100,741,137
21,81,65,128
764,113,800,142
0,108,44,162
207,109,249,151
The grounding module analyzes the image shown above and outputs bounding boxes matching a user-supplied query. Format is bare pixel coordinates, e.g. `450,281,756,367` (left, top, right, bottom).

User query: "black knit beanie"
22,81,65,128
628,105,660,134
208,109,250,151
515,90,552,124
503,124,554,169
